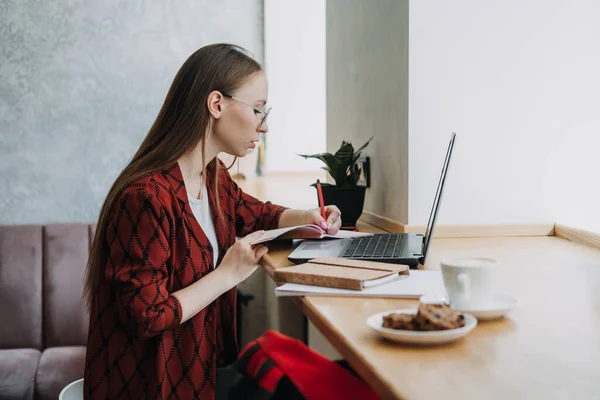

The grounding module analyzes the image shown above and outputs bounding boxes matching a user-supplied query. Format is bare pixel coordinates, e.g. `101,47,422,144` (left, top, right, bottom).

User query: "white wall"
263,0,326,172
409,0,600,228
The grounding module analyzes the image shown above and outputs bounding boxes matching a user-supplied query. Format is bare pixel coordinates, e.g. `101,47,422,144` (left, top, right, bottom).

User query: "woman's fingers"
326,205,341,227
253,245,269,262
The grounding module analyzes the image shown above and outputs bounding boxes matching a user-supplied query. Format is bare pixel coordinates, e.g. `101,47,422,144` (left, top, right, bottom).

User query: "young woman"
82,43,341,399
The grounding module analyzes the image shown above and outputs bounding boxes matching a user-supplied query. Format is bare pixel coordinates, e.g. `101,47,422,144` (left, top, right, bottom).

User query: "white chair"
58,378,83,400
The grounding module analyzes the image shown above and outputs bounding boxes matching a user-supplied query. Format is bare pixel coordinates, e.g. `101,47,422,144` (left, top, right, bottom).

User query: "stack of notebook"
273,257,446,299
273,257,410,291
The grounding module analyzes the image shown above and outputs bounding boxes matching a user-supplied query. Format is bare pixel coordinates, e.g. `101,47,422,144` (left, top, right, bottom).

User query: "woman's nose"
258,121,268,133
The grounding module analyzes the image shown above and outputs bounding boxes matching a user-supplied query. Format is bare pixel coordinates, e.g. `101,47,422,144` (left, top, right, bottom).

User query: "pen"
316,179,327,224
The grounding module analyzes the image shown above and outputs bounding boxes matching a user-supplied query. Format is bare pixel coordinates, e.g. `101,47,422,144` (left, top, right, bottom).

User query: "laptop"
288,132,456,268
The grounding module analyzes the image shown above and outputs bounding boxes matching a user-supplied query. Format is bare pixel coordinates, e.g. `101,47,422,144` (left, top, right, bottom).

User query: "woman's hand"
173,231,268,324
219,230,269,286
305,205,342,235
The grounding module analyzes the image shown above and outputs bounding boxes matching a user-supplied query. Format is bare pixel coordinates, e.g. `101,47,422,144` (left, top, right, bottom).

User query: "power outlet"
357,156,370,188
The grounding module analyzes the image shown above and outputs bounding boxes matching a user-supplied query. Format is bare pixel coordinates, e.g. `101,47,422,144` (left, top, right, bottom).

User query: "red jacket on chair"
83,161,287,399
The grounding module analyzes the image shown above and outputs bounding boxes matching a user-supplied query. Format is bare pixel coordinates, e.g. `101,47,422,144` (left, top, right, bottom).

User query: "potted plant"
298,137,372,229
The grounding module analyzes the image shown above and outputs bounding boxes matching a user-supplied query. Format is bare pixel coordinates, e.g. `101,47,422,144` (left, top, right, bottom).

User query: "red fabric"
84,161,287,399
255,330,379,400
260,365,284,392
248,353,268,380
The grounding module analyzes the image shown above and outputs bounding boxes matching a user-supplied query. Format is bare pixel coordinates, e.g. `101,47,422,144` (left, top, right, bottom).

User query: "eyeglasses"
222,93,271,129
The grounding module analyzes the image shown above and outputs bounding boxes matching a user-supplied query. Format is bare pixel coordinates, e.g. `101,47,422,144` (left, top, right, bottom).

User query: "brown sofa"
0,224,93,400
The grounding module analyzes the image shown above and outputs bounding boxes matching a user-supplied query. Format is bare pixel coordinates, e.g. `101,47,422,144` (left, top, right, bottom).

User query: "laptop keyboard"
342,234,407,259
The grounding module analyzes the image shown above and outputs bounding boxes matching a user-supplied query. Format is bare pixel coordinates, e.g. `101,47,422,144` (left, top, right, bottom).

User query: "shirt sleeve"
221,166,288,237
104,187,182,339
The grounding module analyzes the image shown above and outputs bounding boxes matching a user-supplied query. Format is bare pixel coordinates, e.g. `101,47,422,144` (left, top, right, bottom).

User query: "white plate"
366,308,477,345
420,293,519,321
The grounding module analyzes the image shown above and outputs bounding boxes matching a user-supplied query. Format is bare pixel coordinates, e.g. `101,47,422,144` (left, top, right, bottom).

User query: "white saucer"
366,308,477,345
419,293,519,321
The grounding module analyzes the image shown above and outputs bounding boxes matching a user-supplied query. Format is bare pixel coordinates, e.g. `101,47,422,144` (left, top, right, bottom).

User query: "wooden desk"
239,174,600,399
262,235,600,399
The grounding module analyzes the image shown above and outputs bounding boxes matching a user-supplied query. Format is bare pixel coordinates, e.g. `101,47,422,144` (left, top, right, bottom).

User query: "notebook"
250,224,373,245
273,257,410,290
275,270,446,299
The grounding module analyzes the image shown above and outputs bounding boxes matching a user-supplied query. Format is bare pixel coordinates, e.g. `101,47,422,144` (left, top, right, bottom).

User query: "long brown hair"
84,43,263,311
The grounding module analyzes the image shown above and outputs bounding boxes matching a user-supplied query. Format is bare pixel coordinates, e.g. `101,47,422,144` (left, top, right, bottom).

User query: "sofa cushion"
35,346,86,400
0,348,41,400
43,224,90,347
0,225,43,349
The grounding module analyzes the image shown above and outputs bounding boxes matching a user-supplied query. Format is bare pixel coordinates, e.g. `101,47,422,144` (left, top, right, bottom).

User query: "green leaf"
297,152,334,161
353,137,373,157
351,152,362,167
350,164,361,185
297,152,338,169
334,141,354,166
349,137,373,169
297,137,372,187
297,152,344,185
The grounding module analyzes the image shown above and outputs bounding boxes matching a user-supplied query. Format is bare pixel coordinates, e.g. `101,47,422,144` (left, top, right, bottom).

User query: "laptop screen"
421,133,456,263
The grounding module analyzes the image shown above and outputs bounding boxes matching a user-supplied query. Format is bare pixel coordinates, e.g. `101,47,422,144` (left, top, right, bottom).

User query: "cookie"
382,312,418,331
414,303,465,331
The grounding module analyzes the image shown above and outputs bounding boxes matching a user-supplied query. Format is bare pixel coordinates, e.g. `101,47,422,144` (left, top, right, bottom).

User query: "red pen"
316,179,327,224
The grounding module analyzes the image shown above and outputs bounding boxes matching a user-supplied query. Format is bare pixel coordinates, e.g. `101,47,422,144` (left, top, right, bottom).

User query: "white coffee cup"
440,257,498,310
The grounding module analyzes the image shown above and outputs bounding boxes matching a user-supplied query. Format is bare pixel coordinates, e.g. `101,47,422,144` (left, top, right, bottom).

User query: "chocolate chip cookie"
382,312,418,331
414,303,465,331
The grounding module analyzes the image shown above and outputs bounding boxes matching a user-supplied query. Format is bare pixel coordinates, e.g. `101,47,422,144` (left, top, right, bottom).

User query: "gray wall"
0,0,263,224
0,0,268,348
326,0,409,223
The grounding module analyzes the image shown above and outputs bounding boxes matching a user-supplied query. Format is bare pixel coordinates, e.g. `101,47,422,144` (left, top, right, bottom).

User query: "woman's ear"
207,91,224,119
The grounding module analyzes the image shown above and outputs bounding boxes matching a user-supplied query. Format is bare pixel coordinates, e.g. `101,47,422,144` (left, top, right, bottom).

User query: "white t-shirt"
187,182,219,264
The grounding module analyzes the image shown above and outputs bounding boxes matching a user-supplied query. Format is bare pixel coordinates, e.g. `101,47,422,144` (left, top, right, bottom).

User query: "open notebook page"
250,224,372,245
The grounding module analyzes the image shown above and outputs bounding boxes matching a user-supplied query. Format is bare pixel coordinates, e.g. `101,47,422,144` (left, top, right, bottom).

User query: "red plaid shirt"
84,161,287,399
